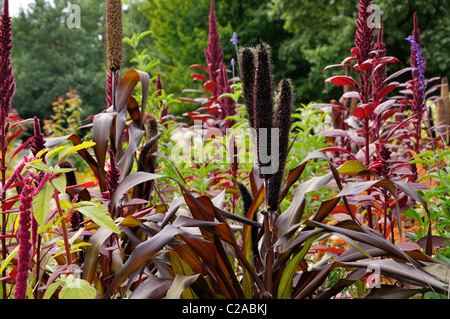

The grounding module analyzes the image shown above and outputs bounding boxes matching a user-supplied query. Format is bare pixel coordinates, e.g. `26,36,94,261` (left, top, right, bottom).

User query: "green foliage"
137,0,309,114
270,0,450,103
43,87,83,137
11,0,107,120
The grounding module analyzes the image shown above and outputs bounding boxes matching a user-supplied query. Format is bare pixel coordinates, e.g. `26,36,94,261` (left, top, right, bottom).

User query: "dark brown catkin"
106,0,123,71
268,78,293,211
239,47,256,128
253,43,274,179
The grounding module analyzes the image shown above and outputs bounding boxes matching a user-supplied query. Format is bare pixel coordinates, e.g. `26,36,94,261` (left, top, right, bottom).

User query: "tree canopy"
5,0,449,120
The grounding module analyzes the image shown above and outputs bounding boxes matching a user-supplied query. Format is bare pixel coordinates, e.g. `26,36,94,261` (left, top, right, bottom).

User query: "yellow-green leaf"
338,160,368,176
76,204,120,234
59,276,97,299
32,183,54,228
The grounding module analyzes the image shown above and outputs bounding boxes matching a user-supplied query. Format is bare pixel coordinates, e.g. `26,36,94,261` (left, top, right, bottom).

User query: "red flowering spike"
204,0,224,87
31,117,46,158
14,179,34,299
0,0,15,131
372,24,387,100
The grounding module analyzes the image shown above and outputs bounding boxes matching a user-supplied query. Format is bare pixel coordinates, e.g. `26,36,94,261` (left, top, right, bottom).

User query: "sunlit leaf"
32,183,54,228
59,276,97,299
76,204,120,234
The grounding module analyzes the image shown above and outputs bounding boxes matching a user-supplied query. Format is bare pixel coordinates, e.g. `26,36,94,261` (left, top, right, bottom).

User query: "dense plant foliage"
0,0,449,300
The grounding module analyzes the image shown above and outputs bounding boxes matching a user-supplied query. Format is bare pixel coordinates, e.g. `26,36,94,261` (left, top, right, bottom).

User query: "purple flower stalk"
14,179,34,299
406,15,440,165
406,35,426,106
231,58,235,79
230,32,239,66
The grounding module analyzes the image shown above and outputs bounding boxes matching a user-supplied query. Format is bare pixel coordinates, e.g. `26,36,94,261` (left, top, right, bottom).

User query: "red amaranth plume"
0,0,15,130
106,148,120,200
14,179,34,299
355,0,375,66
216,62,235,121
372,24,386,100
204,0,224,86
355,0,375,103
31,117,46,159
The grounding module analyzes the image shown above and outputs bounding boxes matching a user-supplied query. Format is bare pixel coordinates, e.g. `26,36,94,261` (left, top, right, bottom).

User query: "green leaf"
338,160,368,176
0,246,19,274
277,236,317,299
76,204,120,234
28,160,50,173
43,281,61,299
32,183,54,228
59,276,97,299
52,175,66,194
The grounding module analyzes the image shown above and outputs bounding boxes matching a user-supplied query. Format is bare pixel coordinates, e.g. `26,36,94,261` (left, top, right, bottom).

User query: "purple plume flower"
406,34,426,108
14,179,34,299
230,32,238,46
230,31,240,66
0,0,15,135
406,13,441,167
